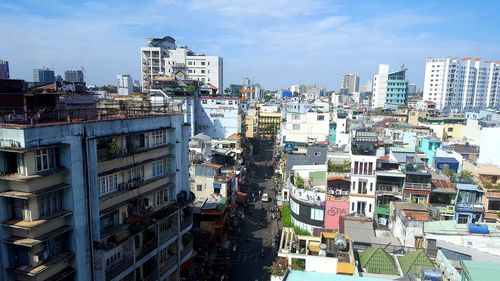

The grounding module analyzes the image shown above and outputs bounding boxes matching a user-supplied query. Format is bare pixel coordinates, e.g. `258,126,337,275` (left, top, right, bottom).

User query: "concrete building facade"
64,70,84,83
423,57,500,113
341,74,360,93
33,67,55,83
117,74,134,95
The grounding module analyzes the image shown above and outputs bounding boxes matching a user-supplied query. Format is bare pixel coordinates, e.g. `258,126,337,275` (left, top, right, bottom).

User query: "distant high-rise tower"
372,64,408,108
64,69,84,82
0,60,9,79
341,74,360,93
117,74,133,95
33,67,55,82
140,36,177,91
423,57,500,113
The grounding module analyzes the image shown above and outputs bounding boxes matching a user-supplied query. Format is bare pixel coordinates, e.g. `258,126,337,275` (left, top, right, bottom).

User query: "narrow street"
228,140,279,281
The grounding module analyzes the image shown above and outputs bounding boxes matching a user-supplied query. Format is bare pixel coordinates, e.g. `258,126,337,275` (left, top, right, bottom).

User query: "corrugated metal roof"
397,250,434,276
360,247,399,275
461,260,500,281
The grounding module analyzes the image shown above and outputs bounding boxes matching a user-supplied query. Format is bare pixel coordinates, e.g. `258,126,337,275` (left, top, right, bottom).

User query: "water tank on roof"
467,223,489,234
334,234,347,250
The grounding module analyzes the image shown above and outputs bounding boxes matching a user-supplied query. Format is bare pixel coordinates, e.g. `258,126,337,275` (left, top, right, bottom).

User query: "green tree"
295,175,305,188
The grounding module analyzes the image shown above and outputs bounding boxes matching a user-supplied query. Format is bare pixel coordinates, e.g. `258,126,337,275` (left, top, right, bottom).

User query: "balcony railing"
143,271,159,281
106,256,134,281
181,215,193,231
181,240,193,259
159,256,177,276
404,182,431,190
159,225,178,244
456,202,484,213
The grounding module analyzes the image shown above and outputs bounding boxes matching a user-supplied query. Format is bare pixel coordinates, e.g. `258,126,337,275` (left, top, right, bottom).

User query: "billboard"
324,197,350,231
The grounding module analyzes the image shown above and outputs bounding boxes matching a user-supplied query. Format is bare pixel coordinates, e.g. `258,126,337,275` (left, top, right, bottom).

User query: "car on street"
261,193,270,202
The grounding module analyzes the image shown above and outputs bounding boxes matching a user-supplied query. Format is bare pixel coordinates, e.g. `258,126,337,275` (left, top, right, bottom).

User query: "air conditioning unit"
33,252,47,263
127,183,134,189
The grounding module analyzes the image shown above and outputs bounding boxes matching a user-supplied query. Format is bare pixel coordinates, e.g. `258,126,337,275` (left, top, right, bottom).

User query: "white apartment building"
116,73,133,95
373,64,390,108
281,109,330,144
349,131,378,218
141,36,223,93
164,48,223,93
423,57,500,113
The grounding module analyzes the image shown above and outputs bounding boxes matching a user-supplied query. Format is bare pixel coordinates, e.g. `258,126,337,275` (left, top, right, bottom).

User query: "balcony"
181,240,194,261
376,184,402,195
106,256,134,281
180,215,193,232
159,256,177,276
0,168,68,194
97,144,173,174
2,210,72,238
9,252,74,281
404,182,431,191
456,202,484,213
136,226,158,261
100,177,173,211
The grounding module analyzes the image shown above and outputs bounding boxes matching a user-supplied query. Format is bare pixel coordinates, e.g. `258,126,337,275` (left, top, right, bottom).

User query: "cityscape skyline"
0,0,499,90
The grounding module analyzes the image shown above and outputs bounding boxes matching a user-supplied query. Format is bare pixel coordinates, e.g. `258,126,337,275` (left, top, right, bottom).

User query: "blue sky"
1,0,499,90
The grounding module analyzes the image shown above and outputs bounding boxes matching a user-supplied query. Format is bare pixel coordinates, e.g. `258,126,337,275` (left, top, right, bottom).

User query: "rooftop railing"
0,105,183,128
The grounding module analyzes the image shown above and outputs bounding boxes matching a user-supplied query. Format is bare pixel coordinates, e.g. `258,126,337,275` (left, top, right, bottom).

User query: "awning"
375,206,390,216
432,188,457,194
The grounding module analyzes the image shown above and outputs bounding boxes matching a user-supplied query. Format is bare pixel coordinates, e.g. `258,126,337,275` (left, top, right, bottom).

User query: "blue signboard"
284,143,294,153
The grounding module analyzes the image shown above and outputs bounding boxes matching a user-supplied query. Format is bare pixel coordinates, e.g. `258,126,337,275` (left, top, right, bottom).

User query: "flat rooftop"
286,271,392,281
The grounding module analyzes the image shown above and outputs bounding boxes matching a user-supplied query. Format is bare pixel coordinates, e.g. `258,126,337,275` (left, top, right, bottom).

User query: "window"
292,124,300,130
201,70,205,74
314,152,321,156
38,190,63,217
100,211,119,232
352,181,356,191
369,204,372,213
152,129,167,147
368,162,373,175
293,115,300,120
201,61,205,65
354,162,359,174
310,209,324,221
188,61,192,65
98,173,118,196
152,159,166,177
317,115,324,121
127,165,144,182
290,200,300,214
447,127,453,132
188,69,192,73
197,185,202,191
202,99,207,104
370,182,373,192
35,148,58,172
152,188,169,207
352,202,355,211
457,214,469,224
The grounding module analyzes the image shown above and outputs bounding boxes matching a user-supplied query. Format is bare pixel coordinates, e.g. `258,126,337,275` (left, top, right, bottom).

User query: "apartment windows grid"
152,159,166,177
98,173,118,196
292,124,300,130
152,129,168,147
35,148,58,172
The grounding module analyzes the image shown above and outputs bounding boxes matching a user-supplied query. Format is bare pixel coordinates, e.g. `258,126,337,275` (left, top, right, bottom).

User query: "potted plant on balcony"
264,257,288,281
108,139,120,156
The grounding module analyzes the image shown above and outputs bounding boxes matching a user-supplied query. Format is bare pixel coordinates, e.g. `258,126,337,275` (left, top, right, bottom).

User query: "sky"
0,0,499,90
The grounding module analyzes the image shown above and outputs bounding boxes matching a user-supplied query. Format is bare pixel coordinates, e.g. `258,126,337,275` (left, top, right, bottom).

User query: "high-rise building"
360,80,373,93
423,57,500,113
408,83,417,94
372,64,408,108
0,79,194,281
141,36,223,93
341,74,360,93
117,73,133,95
33,67,55,82
0,60,9,79
64,69,84,83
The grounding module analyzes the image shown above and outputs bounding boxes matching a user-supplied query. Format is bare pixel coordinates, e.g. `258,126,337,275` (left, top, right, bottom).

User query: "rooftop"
285,271,392,281
424,220,500,236
461,260,500,281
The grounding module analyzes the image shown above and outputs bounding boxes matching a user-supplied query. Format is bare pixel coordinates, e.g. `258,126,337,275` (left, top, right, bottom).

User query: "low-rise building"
278,228,356,276
390,202,429,248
